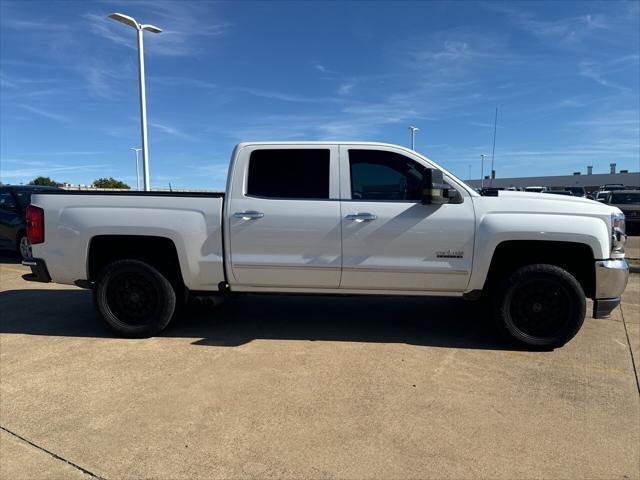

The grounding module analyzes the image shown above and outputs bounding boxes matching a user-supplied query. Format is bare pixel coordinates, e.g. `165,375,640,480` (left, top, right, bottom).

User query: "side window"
0,190,17,211
247,149,330,199
349,149,425,201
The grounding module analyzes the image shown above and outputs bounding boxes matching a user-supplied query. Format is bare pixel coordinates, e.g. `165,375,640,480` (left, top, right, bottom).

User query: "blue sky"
1,0,638,190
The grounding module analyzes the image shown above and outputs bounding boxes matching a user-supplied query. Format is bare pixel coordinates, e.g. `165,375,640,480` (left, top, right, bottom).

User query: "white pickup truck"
24,142,629,348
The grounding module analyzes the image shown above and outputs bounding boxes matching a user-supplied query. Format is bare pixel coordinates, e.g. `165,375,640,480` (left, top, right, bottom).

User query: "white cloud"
578,55,638,91
84,3,231,57
18,104,67,122
338,83,355,95
149,121,191,139
237,87,339,104
0,161,111,181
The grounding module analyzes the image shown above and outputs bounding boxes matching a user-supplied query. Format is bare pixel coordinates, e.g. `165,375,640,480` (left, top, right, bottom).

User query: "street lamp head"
141,24,162,33
408,126,419,132
109,12,139,29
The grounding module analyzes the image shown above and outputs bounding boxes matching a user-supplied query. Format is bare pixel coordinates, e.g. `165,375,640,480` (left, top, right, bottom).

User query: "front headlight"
611,212,626,253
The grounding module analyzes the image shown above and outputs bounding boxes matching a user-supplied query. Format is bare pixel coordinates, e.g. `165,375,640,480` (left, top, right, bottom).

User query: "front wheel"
93,259,176,338
493,264,586,349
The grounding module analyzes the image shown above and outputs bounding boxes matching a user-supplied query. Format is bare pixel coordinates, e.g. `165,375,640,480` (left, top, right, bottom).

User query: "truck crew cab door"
226,145,342,289
339,145,475,292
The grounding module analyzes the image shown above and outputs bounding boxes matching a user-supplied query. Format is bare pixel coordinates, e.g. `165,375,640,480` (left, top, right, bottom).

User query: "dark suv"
0,185,60,258
605,190,640,235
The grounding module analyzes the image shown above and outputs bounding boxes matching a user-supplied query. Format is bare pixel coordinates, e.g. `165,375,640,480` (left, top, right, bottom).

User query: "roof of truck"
236,141,410,147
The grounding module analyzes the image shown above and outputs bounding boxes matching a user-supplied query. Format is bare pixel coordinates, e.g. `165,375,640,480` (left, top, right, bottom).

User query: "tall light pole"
109,12,162,191
130,147,142,190
480,154,486,189
408,126,419,150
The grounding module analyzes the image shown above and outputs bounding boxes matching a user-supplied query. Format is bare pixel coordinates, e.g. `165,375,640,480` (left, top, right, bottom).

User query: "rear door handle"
233,211,264,220
345,213,377,222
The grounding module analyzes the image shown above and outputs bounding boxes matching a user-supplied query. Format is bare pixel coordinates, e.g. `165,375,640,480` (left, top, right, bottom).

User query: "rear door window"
247,149,330,199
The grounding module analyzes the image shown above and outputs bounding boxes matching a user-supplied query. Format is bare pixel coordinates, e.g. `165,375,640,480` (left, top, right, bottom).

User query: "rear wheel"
17,232,32,259
493,264,585,349
93,259,176,338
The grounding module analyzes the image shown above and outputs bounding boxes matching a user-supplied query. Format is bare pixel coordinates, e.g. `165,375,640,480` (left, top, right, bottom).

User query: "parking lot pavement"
1,253,638,480
627,235,640,259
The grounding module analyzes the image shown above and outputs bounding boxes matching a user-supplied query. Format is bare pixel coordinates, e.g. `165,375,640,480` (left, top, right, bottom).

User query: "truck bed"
30,191,226,291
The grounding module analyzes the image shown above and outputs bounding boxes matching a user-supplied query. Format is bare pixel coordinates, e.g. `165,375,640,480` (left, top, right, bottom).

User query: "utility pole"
408,126,419,150
490,107,498,186
109,13,162,191
130,147,142,190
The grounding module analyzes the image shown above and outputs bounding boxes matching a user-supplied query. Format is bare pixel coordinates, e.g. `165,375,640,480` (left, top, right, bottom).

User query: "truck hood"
474,190,621,216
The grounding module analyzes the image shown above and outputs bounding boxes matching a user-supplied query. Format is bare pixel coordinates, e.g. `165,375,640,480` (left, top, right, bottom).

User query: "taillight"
26,205,44,244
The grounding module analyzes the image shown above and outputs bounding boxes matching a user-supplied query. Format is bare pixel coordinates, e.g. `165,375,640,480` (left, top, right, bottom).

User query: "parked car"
605,190,640,235
565,186,586,197
595,191,611,202
24,142,629,349
524,186,548,193
600,184,626,191
544,190,573,196
0,185,60,258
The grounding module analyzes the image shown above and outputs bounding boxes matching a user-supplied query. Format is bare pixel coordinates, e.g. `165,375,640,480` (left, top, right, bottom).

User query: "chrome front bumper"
593,259,629,319
595,259,629,299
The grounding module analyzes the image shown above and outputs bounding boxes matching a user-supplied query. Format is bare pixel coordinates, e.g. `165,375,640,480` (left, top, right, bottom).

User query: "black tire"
493,264,586,349
93,259,176,338
16,231,32,259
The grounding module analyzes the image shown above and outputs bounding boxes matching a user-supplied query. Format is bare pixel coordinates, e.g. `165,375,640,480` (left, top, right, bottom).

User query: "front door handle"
233,211,264,220
345,213,377,222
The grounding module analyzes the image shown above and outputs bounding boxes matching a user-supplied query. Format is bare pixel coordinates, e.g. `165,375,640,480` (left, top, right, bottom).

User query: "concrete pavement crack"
0,425,106,480
619,305,640,396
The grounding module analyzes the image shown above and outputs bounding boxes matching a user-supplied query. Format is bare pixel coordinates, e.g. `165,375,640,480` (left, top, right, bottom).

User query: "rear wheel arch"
87,235,185,290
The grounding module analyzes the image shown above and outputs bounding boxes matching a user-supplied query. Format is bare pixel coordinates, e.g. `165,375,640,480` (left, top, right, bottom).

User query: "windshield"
610,192,640,204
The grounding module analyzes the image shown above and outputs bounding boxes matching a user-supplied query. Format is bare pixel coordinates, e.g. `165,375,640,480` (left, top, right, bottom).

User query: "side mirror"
422,168,451,205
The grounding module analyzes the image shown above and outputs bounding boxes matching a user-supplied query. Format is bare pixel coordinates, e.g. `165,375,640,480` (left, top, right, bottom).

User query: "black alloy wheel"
94,259,176,338
494,264,586,349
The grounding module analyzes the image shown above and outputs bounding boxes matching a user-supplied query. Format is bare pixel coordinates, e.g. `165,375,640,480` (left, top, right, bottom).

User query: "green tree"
93,177,130,189
29,176,60,187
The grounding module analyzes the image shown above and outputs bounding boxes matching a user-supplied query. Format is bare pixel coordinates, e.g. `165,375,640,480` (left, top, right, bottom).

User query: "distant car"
524,186,548,193
600,184,626,191
0,185,61,258
565,186,586,197
595,191,611,202
605,190,640,235
544,190,573,196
